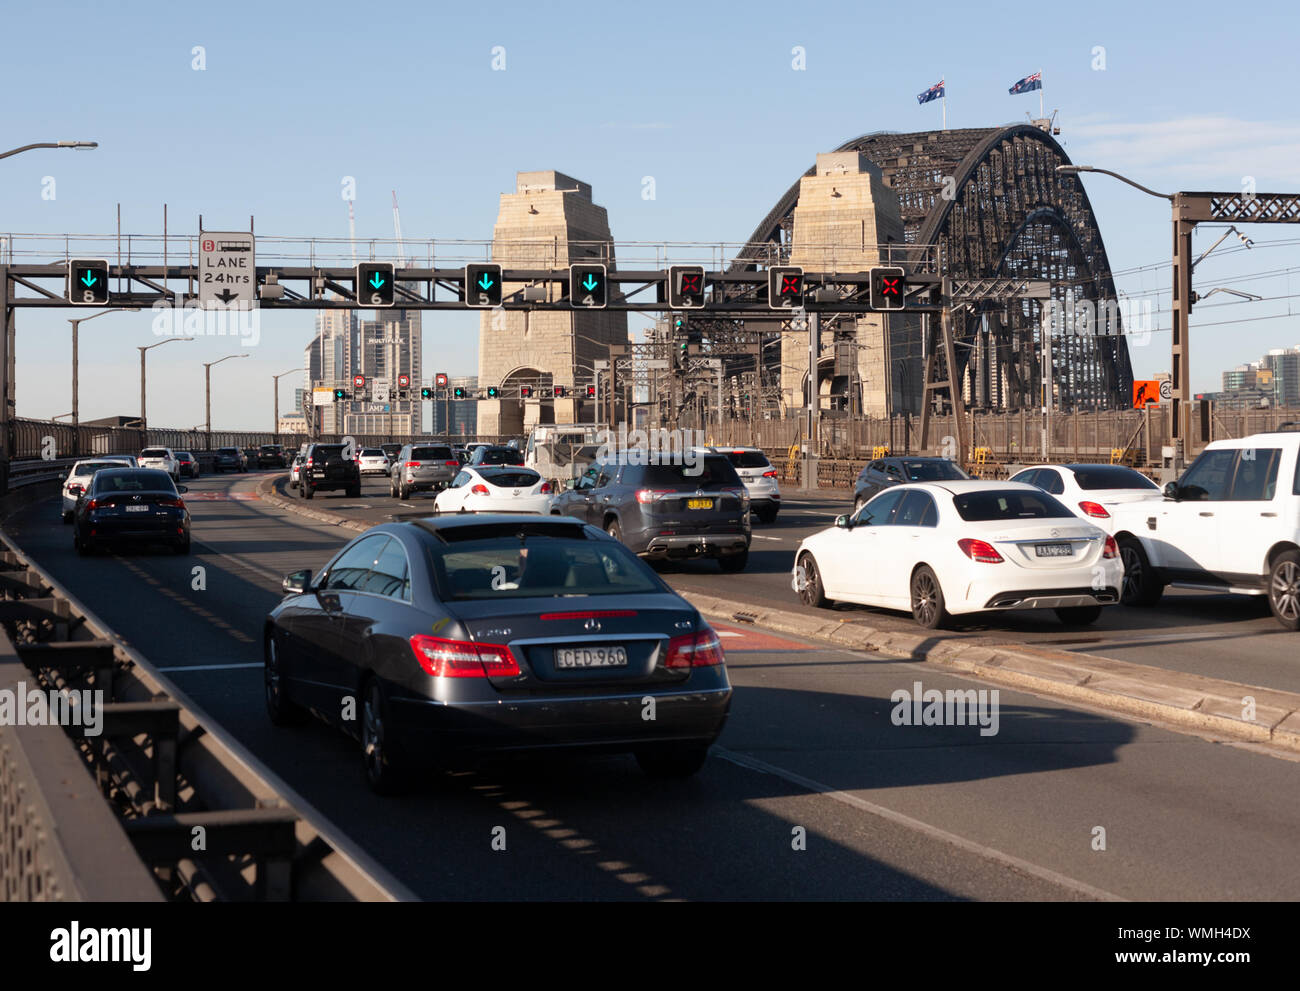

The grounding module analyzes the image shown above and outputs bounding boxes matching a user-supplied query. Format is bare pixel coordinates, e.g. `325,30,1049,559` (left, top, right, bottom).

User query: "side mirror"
177,485,189,494
1163,482,1179,500
835,514,852,529
282,569,313,594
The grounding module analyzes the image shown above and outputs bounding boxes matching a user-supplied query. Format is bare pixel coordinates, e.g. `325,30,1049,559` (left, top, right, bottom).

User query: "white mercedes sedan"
792,480,1124,629
432,465,553,514
1007,463,1163,532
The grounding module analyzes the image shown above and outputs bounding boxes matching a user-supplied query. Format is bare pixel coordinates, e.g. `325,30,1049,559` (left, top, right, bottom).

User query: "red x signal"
882,277,900,296
781,275,801,294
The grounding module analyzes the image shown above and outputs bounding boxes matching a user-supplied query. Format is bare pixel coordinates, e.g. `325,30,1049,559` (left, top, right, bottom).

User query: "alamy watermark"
151,300,260,346
594,426,707,475
1042,291,1154,346
0,682,104,736
890,680,1000,737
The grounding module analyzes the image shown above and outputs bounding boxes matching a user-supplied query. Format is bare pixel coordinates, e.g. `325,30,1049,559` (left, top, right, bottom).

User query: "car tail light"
85,498,102,511
664,628,725,668
409,635,520,678
471,484,490,496
539,481,551,494
1078,501,1110,519
445,460,459,466
306,458,314,468
1103,535,1119,559
157,496,184,508
762,469,778,478
405,461,420,468
636,488,671,504
958,538,1004,564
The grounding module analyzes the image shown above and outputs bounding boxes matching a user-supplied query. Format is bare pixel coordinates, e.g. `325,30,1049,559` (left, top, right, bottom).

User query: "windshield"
475,448,525,465
361,449,384,457
723,451,771,469
93,470,177,493
634,456,741,489
428,535,662,600
141,449,168,458
71,462,120,476
1071,465,1160,491
411,446,453,461
953,489,1075,521
480,469,541,488
899,460,969,481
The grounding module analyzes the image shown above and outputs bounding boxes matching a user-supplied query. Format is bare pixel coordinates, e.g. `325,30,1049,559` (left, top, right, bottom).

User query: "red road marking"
183,493,262,501
709,622,814,652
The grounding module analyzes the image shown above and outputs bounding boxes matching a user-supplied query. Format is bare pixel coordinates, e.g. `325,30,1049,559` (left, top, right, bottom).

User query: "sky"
4,0,1300,429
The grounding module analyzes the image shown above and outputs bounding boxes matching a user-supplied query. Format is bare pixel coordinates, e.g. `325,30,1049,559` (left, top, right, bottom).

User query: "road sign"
1159,380,1172,401
353,374,366,390
356,262,395,307
767,267,804,309
435,372,448,389
312,387,335,406
1132,379,1161,408
668,265,706,309
569,264,607,309
374,380,390,403
198,232,256,308
465,264,503,308
67,259,110,306
397,373,410,390
869,267,907,310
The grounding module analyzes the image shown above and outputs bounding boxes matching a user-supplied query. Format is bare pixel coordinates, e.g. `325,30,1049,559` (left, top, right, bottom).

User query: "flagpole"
1039,68,1043,118
942,75,946,130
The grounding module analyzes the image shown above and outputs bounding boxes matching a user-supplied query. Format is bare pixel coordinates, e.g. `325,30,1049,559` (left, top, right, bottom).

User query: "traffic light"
356,262,395,308
586,384,596,398
870,267,907,310
487,386,500,398
67,259,110,306
553,385,567,398
520,385,533,399
333,388,348,401
767,267,804,309
465,264,503,308
668,265,705,309
353,374,366,390
420,387,434,400
435,372,448,389
453,386,467,399
569,264,607,309
397,373,410,389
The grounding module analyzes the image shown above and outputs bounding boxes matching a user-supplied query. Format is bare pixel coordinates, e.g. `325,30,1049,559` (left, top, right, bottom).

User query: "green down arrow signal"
369,273,386,289
80,272,98,287
478,274,495,290
582,274,599,292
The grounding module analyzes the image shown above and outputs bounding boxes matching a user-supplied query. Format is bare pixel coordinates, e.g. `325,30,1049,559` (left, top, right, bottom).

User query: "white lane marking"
398,503,416,508
156,662,263,672
191,538,288,583
714,746,1126,902
714,631,743,638
751,535,785,541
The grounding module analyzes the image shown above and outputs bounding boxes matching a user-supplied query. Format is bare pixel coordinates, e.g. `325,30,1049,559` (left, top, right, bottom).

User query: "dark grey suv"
550,453,751,571
853,456,970,512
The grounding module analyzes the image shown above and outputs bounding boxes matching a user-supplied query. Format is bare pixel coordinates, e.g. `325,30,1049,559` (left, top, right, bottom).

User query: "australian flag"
917,79,945,105
1008,71,1042,95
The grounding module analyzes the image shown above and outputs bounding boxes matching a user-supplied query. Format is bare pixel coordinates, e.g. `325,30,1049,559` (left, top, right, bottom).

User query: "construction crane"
347,199,357,265
391,190,406,267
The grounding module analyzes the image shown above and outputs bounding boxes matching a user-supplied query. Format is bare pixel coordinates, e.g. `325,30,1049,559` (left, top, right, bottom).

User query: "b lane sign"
199,231,256,308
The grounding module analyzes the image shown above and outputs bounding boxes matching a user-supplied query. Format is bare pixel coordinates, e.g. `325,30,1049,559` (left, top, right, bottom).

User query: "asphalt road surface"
7,470,1300,900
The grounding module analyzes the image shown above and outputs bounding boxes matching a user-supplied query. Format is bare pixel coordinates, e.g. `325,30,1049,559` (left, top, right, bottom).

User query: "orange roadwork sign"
1132,379,1160,408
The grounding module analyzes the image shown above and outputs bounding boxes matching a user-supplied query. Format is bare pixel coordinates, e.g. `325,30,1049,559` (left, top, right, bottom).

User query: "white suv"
712,447,781,524
1107,431,1300,629
139,447,180,480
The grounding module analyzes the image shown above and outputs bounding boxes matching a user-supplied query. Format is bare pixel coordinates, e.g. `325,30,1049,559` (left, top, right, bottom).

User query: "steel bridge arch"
739,124,1134,411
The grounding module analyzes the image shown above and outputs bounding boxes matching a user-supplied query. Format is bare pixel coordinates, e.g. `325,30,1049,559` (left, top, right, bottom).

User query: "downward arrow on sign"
215,289,238,304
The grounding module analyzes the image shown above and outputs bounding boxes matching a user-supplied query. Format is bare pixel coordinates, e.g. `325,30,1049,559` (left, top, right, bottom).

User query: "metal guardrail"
0,530,417,902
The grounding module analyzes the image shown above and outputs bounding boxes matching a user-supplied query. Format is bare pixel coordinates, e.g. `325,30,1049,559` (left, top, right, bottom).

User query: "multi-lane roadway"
5,470,1300,900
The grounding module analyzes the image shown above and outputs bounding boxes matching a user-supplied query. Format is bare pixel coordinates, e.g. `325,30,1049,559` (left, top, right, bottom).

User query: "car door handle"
1198,512,1214,517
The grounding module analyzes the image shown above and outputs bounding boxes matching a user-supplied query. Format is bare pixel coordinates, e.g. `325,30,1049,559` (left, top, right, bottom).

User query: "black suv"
550,453,751,571
299,443,361,499
213,447,247,472
258,444,288,468
469,445,525,467
853,456,970,511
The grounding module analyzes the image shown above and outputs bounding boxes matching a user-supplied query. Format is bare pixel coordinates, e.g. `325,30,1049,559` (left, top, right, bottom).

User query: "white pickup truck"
1107,431,1300,630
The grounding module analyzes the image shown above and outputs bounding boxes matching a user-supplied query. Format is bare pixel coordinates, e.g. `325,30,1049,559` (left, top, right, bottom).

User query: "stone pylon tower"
782,152,905,418
476,172,628,436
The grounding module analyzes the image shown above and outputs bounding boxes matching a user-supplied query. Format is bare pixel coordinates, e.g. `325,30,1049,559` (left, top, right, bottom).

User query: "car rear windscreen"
901,460,969,481
141,449,168,458
477,448,525,465
73,462,121,475
633,456,741,489
723,451,771,469
482,469,540,488
312,446,346,459
1071,465,1159,490
430,536,662,600
361,449,384,457
953,489,1074,521
94,470,176,492
411,446,453,461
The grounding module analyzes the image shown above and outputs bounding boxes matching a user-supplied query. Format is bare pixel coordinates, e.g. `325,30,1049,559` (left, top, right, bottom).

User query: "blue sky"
4,0,1300,428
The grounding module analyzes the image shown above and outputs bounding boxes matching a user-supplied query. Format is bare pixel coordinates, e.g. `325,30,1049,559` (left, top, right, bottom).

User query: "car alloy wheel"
795,553,828,608
1269,552,1300,631
264,636,306,725
362,680,408,795
910,566,949,630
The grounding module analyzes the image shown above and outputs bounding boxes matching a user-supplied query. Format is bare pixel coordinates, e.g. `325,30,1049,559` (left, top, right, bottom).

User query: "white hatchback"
1008,463,1163,532
433,466,553,514
62,458,132,522
792,480,1123,629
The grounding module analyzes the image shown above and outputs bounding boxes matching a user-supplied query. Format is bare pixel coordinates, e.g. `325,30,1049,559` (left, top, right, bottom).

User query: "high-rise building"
303,308,358,434
345,308,421,436
431,376,478,437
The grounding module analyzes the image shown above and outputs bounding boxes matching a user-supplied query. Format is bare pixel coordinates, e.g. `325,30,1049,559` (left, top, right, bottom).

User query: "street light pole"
0,140,97,161
67,307,139,456
273,367,305,444
203,353,250,450
139,337,194,444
